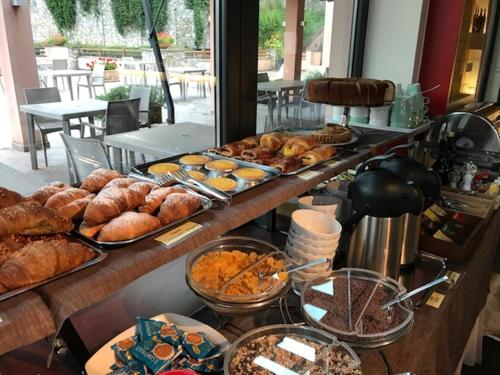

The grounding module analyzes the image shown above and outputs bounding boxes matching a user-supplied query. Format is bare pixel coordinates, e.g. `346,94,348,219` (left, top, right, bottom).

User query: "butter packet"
111,336,139,364
177,356,223,373
129,341,182,373
108,359,148,375
181,332,217,360
159,324,184,346
136,317,165,341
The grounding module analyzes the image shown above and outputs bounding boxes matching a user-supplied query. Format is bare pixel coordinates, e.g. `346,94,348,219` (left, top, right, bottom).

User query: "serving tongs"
156,169,231,204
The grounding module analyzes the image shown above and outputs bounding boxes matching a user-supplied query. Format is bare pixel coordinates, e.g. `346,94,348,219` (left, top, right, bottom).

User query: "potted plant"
156,32,175,49
44,33,69,60
87,57,119,82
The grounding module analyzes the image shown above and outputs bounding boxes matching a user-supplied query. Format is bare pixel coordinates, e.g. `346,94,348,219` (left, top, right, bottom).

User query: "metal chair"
24,87,82,167
78,63,106,98
52,59,68,90
257,72,276,131
129,86,151,127
281,80,321,129
60,133,112,183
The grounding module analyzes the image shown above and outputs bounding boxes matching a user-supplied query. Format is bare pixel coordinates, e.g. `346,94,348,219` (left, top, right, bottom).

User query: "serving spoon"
382,275,448,309
258,257,329,282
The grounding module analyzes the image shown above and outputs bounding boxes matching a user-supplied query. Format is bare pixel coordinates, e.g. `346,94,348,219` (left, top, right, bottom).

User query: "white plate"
85,313,229,375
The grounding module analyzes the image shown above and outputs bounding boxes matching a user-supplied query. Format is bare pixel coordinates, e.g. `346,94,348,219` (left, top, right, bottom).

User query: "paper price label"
426,292,445,309
445,271,460,285
155,221,203,247
298,171,322,181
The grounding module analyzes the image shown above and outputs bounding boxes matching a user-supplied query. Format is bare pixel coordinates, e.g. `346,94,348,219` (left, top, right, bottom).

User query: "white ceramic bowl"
297,196,342,217
291,209,342,240
287,233,338,256
288,226,340,248
286,241,337,262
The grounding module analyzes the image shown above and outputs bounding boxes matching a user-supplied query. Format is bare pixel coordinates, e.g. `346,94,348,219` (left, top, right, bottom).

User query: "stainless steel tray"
73,187,212,249
130,153,281,199
0,238,107,302
280,149,359,176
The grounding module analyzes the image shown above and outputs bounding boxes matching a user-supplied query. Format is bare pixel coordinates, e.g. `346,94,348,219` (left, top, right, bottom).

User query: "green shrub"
44,0,77,32
97,86,130,101
44,33,68,47
185,0,209,49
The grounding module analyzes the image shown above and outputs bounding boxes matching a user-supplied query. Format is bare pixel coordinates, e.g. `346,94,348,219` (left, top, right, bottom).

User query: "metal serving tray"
0,238,107,302
280,148,359,176
73,187,212,249
130,153,281,199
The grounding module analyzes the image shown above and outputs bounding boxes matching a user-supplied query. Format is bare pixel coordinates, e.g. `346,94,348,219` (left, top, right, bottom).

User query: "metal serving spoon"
258,258,329,282
382,275,449,309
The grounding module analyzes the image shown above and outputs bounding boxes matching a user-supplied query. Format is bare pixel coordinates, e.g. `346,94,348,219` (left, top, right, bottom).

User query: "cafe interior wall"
362,0,429,88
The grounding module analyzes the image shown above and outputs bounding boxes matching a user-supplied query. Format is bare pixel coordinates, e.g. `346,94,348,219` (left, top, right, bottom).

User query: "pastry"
79,222,106,238
97,212,161,242
205,177,237,192
187,170,207,181
138,186,186,215
44,188,91,211
204,160,238,173
240,147,274,160
102,178,138,189
147,162,181,176
282,136,318,157
0,237,95,293
129,182,156,196
57,194,95,220
80,168,123,193
260,132,288,152
0,201,74,236
28,182,71,205
83,187,146,225
179,154,211,166
269,157,303,173
220,141,252,157
241,135,262,148
232,168,267,181
306,78,395,106
157,193,202,225
301,145,336,165
0,187,25,209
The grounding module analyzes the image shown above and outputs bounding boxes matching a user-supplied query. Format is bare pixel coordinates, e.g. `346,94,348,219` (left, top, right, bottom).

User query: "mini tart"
147,162,181,176
187,170,207,181
205,159,238,172
179,154,211,166
205,177,238,192
232,168,266,181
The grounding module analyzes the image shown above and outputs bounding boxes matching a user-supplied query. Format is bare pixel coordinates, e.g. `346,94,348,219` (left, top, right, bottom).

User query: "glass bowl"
223,324,362,374
185,237,292,315
301,268,414,348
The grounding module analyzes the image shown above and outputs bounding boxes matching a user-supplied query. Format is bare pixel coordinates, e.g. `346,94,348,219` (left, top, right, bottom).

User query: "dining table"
38,69,92,100
257,79,304,126
103,122,215,170
19,99,108,182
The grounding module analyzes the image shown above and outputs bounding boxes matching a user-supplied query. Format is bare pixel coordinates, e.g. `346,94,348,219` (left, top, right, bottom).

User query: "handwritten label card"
155,221,203,247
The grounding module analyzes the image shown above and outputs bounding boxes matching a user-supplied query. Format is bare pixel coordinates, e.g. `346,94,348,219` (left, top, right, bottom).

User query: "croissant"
240,147,274,160
301,145,336,165
157,193,201,225
58,194,95,220
129,182,156,196
220,141,251,157
0,187,25,209
83,187,145,225
102,178,137,189
28,182,71,205
80,168,123,193
0,201,74,236
138,186,186,215
45,188,91,211
260,132,288,152
79,222,106,238
0,237,95,292
282,136,318,157
97,212,161,242
241,135,262,148
269,157,303,173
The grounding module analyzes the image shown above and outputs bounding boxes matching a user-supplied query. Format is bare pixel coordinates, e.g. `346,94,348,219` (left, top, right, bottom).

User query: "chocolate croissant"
241,135,262,148
269,157,303,174
260,132,288,152
240,147,274,160
157,193,201,225
220,141,251,157
80,168,123,193
301,145,336,165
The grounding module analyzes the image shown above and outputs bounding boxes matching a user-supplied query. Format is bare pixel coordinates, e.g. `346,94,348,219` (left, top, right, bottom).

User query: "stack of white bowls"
286,209,342,294
297,195,342,219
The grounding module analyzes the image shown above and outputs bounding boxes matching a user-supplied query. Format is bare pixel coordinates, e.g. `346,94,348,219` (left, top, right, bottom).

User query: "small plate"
85,312,229,375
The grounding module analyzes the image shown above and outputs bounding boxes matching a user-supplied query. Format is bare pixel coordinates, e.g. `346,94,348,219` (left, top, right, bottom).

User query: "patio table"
38,69,92,100
19,99,107,182
103,122,215,170
257,79,304,126
167,67,207,100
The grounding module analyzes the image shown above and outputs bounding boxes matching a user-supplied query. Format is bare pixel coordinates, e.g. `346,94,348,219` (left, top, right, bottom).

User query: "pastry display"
204,159,238,174
157,193,201,225
0,234,95,293
107,317,224,374
232,168,266,181
0,187,25,209
179,154,211,167
190,250,285,296
186,170,206,181
306,77,395,106
147,162,181,176
229,334,361,375
205,177,238,192
97,212,161,242
80,168,123,193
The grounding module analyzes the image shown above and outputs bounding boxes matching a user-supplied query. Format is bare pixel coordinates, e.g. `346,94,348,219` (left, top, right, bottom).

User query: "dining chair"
24,87,83,167
280,80,321,129
78,63,106,99
52,59,68,90
60,133,112,183
257,72,276,131
129,86,151,127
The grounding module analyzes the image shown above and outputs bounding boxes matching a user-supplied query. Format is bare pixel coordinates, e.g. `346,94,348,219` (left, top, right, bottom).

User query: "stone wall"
30,0,209,49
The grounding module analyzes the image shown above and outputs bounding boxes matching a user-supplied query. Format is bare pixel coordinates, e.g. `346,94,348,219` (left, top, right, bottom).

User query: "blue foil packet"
136,317,165,341
181,332,217,360
159,324,184,346
129,341,181,373
178,356,223,373
111,336,139,364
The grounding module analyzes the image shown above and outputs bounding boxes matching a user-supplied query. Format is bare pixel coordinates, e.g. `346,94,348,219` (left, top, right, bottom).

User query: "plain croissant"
138,186,186,215
80,168,123,193
45,188,91,211
28,182,70,205
58,194,96,220
0,187,25,209
83,187,145,225
97,211,161,242
157,193,201,225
